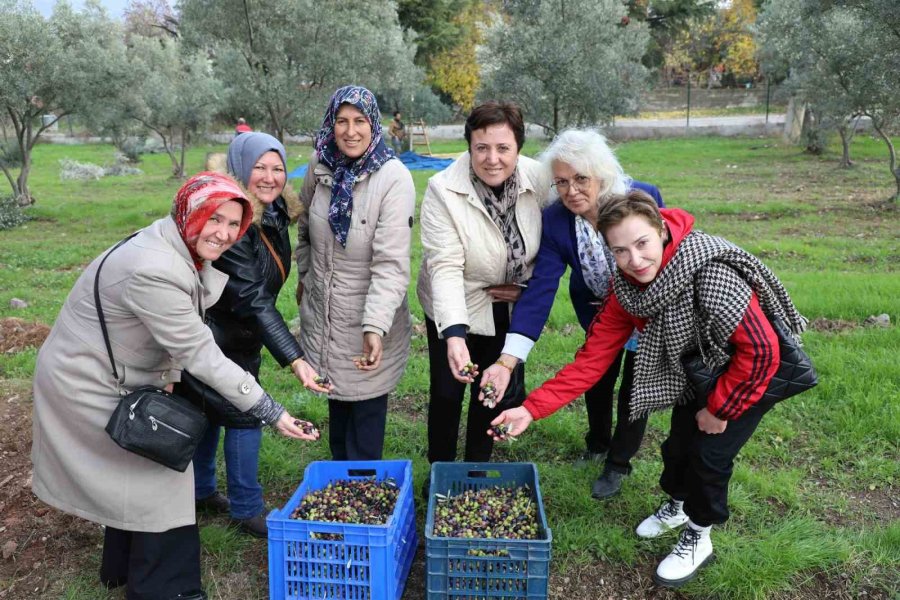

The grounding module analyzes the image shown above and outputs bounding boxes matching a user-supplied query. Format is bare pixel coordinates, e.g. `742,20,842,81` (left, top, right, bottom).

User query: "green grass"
2,134,898,599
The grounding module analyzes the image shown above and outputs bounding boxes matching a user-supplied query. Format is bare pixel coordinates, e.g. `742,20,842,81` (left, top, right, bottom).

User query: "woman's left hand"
354,332,383,371
274,411,320,441
485,284,523,303
696,408,727,434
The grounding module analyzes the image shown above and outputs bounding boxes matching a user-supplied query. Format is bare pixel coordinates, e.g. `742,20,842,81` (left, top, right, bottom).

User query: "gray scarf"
614,230,807,419
470,165,527,284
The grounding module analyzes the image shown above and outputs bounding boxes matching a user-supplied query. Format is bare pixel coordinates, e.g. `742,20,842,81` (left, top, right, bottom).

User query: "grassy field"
0,134,897,600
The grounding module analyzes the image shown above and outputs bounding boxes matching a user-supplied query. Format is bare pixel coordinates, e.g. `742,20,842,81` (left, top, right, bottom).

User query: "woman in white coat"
31,172,317,600
417,101,549,472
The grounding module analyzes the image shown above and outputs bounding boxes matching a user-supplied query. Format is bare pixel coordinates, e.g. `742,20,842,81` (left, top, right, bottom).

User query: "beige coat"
295,156,415,401
31,217,262,533
417,153,549,336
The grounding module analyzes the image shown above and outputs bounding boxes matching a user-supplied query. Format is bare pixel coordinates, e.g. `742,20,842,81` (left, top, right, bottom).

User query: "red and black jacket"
523,208,779,422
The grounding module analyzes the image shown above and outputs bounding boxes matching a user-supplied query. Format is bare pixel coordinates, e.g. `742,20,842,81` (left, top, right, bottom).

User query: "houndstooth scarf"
470,165,528,284
614,230,807,420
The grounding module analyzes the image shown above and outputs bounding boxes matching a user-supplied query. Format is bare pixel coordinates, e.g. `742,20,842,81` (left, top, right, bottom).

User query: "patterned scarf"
613,230,807,419
314,85,395,247
470,164,527,284
170,172,253,270
575,215,613,299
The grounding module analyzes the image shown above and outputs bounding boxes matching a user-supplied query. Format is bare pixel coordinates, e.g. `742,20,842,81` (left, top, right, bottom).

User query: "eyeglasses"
551,174,592,193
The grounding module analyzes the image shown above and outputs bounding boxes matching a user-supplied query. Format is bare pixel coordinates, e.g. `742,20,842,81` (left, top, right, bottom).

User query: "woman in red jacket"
491,190,808,588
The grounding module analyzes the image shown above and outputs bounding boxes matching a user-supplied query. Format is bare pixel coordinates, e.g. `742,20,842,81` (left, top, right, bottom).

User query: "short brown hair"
464,101,526,151
597,189,664,237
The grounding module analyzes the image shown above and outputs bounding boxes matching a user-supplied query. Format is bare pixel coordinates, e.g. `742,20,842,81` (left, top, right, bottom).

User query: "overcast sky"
33,0,127,19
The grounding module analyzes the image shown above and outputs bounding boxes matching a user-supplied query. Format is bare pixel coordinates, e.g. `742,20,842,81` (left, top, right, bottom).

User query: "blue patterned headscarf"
314,85,395,247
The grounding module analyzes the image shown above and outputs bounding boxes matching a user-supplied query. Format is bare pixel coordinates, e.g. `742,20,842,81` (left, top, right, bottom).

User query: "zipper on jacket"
148,415,190,438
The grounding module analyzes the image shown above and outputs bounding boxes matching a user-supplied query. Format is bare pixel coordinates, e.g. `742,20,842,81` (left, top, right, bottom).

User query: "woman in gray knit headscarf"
175,132,327,539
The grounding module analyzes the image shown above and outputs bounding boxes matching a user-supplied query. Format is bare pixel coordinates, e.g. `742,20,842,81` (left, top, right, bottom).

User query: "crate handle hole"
347,468,377,477
467,470,501,479
309,531,345,541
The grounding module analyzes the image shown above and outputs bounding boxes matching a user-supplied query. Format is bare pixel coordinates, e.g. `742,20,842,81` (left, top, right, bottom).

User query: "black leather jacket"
206,196,303,370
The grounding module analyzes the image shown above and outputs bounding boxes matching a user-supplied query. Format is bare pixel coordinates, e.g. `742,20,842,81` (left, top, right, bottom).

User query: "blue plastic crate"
267,460,417,600
425,462,552,599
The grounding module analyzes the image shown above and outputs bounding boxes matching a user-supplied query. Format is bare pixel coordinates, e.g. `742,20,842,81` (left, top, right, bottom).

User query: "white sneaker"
636,498,689,539
653,522,714,588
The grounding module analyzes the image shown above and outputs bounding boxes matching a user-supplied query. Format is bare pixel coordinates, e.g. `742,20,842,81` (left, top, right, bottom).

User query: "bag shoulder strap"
94,233,140,382
258,228,286,284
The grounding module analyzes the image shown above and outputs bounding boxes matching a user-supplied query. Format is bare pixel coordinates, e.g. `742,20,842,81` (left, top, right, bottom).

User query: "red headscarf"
170,172,253,269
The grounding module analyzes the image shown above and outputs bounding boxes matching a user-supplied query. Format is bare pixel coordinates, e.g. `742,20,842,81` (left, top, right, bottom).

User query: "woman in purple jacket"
481,128,664,499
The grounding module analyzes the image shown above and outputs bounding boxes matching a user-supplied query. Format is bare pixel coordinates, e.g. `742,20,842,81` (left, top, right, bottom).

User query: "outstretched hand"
291,357,332,394
274,411,320,441
487,406,533,440
447,337,478,383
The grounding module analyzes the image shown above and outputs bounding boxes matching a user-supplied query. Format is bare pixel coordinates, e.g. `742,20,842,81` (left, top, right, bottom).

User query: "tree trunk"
0,162,18,197
869,115,899,202
178,130,187,178
552,95,559,134
837,126,853,168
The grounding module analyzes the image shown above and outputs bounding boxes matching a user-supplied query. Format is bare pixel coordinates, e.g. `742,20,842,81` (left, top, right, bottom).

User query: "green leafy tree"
180,0,437,141
0,0,125,204
480,0,649,133
125,37,223,177
759,0,900,199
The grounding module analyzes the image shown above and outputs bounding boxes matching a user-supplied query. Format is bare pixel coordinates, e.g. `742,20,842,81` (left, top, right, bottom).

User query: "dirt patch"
0,319,50,354
0,381,106,600
808,317,860,333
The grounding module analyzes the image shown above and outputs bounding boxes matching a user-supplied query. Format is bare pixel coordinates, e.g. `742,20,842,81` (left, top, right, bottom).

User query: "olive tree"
758,0,900,199
0,0,125,204
125,37,223,177
479,0,650,133
180,0,438,141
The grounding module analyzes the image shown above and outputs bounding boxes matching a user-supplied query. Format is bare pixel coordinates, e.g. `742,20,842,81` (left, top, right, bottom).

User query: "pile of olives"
432,486,540,539
291,478,399,525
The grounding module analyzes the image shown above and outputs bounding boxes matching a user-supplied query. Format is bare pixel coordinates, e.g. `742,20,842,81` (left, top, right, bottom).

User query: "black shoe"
195,491,230,515
591,469,626,500
231,512,268,538
574,450,607,467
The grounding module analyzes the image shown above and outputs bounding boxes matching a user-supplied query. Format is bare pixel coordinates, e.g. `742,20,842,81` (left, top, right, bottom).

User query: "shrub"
59,158,105,181
0,195,31,230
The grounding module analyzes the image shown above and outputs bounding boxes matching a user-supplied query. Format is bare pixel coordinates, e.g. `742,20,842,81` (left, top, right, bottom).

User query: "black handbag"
681,314,818,405
96,234,208,473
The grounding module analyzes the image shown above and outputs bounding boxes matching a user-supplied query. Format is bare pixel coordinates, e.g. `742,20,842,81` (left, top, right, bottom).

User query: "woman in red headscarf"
31,172,318,600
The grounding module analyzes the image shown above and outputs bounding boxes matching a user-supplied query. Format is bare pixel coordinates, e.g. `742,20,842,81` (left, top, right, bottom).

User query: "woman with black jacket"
176,133,329,538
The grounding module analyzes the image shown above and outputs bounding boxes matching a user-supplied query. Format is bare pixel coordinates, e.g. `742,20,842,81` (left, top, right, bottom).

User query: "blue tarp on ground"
288,151,454,179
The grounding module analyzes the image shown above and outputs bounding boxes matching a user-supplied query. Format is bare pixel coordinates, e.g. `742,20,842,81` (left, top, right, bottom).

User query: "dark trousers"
425,303,526,463
100,524,201,600
584,349,649,474
328,395,388,460
660,398,775,527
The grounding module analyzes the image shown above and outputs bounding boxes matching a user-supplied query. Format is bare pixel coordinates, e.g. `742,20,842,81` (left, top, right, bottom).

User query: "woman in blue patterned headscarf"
296,85,416,461
314,85,396,247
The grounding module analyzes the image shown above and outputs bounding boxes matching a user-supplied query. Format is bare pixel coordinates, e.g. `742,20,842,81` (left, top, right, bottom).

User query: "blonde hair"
596,190,664,237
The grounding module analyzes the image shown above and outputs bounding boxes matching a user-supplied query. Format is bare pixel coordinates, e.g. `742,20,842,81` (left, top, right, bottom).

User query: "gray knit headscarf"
226,132,287,187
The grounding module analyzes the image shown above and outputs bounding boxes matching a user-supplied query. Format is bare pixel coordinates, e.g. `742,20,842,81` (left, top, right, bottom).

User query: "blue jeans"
193,425,264,519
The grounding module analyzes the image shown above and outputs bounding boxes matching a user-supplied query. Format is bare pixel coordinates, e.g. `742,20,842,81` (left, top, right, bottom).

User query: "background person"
389,111,406,154
31,172,317,600
234,117,252,135
176,133,329,539
479,128,664,500
295,85,415,461
417,101,549,475
492,190,807,587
